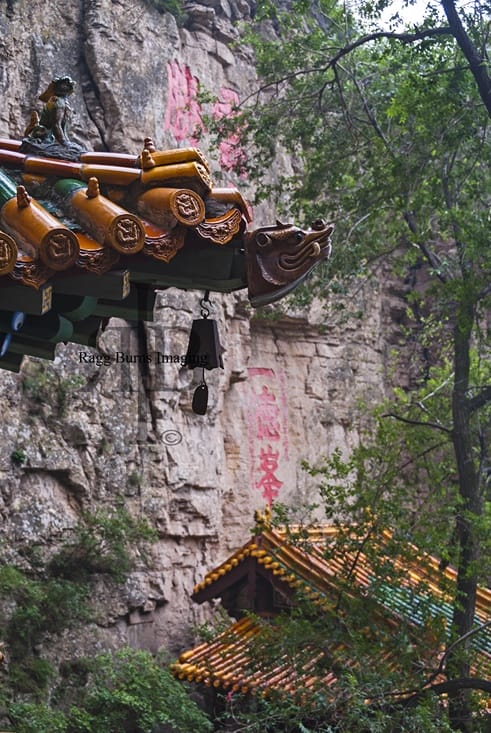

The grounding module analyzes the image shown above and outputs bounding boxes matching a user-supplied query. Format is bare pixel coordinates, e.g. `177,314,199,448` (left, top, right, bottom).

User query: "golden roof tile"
185,523,491,696
0,118,332,371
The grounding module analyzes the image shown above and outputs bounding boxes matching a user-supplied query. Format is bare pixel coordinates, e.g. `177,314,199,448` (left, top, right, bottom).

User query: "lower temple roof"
172,521,491,697
171,615,338,695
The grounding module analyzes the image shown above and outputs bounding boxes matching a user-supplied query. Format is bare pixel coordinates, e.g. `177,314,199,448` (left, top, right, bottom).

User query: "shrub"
6,649,211,733
21,362,85,418
67,648,212,733
47,506,157,583
7,702,68,733
10,449,26,466
4,576,89,661
146,0,185,22
8,658,54,697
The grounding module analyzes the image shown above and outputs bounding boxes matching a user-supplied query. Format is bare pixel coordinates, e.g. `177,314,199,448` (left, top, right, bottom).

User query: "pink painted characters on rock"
212,88,247,175
256,446,283,504
163,61,203,145
247,368,289,504
164,61,247,174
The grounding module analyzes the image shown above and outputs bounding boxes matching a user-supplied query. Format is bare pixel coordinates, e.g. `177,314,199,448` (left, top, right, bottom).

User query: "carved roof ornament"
0,76,334,374
22,76,87,161
253,504,272,530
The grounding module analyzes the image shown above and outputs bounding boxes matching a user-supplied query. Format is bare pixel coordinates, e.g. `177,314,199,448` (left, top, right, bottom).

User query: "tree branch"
441,0,491,117
240,28,453,107
327,27,453,68
382,412,452,434
351,73,394,155
435,619,491,681
403,212,449,284
366,622,491,711
477,281,491,300
467,385,491,413
406,676,491,704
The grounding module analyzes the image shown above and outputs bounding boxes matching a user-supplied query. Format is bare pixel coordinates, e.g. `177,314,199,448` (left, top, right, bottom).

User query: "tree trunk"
447,299,483,732
441,0,491,118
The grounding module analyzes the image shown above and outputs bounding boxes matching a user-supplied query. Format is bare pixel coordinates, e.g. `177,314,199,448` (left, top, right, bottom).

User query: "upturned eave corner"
0,76,334,371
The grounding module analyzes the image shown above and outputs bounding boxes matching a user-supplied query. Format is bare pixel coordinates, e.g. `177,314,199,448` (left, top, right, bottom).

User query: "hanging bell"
186,292,224,416
185,293,224,371
185,317,224,370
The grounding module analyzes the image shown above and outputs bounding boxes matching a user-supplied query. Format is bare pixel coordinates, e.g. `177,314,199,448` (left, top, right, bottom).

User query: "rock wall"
0,0,259,182
0,0,403,659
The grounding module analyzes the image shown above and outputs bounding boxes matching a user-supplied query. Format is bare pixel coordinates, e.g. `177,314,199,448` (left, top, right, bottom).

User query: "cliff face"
0,0,404,659
0,0,258,173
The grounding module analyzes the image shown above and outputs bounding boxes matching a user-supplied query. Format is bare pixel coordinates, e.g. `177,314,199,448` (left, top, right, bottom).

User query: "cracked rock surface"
0,0,411,661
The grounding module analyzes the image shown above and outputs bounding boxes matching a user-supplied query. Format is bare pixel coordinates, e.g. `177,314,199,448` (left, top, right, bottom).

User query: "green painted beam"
51,294,98,322
93,285,157,321
52,269,131,300
21,313,73,342
70,316,105,347
0,168,18,206
8,335,57,360
0,283,52,314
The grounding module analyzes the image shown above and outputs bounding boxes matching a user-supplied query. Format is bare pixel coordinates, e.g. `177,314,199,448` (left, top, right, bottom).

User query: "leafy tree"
6,649,212,733
66,648,212,733
218,1,491,729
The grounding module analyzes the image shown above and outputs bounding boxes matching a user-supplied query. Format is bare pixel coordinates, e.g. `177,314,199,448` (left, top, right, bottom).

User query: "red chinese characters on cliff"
211,88,247,174
163,61,202,145
247,368,289,505
163,61,247,174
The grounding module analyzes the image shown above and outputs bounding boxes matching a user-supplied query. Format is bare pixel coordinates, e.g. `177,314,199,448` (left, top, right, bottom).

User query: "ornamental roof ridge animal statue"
22,75,86,161
245,217,334,306
0,77,334,372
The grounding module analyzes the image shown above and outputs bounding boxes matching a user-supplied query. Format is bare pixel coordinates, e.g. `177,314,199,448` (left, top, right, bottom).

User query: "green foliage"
0,507,157,703
0,564,89,701
66,648,212,733
145,0,186,22
231,0,490,292
21,362,85,418
219,675,454,732
0,564,89,663
233,354,490,729
47,506,157,583
8,703,68,733
194,605,233,643
8,658,55,697
233,6,490,725
305,401,458,560
10,448,26,466
5,649,211,733
127,470,143,489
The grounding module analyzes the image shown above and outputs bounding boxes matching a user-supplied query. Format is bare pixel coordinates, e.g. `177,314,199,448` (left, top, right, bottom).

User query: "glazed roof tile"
177,524,491,695
0,137,334,371
0,142,254,372
171,615,339,695
193,525,491,622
